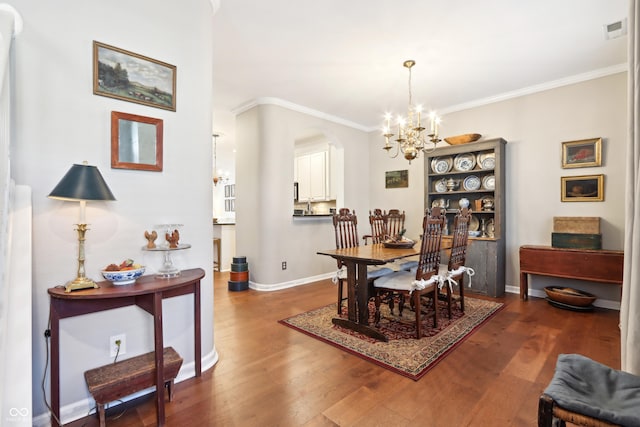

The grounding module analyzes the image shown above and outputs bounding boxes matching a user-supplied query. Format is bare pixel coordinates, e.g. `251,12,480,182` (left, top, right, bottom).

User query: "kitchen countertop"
292,213,333,218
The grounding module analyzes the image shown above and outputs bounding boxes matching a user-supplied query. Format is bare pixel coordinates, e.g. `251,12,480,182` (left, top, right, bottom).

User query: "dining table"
317,242,422,342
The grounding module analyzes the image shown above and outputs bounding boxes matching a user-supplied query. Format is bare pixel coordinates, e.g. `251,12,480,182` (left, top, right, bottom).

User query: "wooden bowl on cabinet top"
444,133,481,145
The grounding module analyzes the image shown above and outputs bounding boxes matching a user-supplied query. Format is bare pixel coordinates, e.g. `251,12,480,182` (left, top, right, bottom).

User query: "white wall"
370,72,627,302
235,103,371,289
7,1,216,423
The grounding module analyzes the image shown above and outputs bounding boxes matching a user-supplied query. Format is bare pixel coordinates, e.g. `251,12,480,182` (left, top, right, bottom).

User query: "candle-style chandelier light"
382,60,441,163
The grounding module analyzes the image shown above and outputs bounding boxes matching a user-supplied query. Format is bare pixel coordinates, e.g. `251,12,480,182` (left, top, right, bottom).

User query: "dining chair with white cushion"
373,207,446,339
332,208,394,315
438,207,474,318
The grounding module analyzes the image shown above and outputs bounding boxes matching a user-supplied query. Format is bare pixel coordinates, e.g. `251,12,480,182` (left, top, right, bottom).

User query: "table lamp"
48,162,116,292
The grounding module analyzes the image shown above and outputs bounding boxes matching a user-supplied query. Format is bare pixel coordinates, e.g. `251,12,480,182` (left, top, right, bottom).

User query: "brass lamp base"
64,276,99,293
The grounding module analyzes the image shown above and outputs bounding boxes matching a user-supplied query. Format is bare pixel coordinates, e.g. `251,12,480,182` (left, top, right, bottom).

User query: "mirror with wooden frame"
111,111,163,171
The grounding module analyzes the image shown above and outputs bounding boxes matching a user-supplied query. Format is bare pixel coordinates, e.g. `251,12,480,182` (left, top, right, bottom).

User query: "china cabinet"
424,137,507,297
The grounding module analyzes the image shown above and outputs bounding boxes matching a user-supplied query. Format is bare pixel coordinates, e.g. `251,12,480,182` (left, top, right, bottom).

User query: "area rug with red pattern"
279,297,504,380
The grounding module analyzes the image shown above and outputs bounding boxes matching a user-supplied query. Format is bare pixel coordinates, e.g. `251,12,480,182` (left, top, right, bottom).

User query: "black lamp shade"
48,163,116,201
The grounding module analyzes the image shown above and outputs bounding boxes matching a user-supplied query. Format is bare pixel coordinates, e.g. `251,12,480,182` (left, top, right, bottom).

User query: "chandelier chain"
407,66,412,107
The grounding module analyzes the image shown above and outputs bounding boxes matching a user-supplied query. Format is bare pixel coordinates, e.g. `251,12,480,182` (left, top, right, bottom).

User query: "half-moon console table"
48,267,205,426
519,245,623,300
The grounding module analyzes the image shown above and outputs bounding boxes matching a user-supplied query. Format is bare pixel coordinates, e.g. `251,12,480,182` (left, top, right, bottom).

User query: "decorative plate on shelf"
478,152,496,170
469,215,480,231
481,157,496,170
454,153,476,172
463,175,481,191
434,178,447,193
482,174,496,190
431,156,453,174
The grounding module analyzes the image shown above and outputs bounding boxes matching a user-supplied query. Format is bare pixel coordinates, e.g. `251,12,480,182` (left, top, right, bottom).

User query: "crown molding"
230,63,628,133
439,63,627,115
232,97,371,132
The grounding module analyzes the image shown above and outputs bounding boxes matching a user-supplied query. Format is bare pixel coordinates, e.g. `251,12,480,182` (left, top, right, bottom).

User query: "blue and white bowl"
101,267,145,285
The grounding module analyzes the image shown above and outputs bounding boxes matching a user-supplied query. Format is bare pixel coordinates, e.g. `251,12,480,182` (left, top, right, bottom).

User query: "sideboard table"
48,267,205,426
519,245,623,300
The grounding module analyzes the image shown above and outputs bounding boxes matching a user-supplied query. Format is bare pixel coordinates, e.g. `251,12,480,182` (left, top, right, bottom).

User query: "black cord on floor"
113,343,120,364
41,300,129,426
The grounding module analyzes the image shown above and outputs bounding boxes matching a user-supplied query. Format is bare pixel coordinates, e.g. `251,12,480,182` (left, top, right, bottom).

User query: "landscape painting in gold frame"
561,137,602,169
93,41,176,111
561,174,604,202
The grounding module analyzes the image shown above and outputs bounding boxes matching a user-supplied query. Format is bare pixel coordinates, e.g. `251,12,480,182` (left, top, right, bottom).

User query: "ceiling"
211,0,628,140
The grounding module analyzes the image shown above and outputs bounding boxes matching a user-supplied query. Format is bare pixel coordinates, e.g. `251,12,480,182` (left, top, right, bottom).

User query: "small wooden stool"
538,354,640,427
213,238,221,272
539,394,619,427
84,347,182,427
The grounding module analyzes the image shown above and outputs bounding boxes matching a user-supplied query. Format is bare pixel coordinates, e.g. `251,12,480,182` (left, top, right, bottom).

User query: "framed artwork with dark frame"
93,41,177,111
385,170,409,188
561,137,602,168
561,174,604,202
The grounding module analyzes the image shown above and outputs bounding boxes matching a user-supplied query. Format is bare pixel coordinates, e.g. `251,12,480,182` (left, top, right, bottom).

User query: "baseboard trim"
249,272,335,291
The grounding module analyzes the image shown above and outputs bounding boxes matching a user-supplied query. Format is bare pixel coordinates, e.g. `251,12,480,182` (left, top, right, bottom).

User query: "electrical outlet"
282,261,287,270
109,334,126,357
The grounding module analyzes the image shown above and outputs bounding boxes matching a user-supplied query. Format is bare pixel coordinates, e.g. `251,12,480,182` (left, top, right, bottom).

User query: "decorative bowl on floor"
544,286,596,307
102,267,145,285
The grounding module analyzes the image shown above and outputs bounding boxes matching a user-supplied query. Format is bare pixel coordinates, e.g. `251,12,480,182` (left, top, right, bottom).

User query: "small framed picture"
561,174,604,202
385,170,409,188
561,137,602,168
93,41,176,111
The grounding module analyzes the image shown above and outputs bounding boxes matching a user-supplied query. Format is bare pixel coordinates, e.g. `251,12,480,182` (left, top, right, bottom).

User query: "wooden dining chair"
386,209,421,272
332,208,393,315
372,207,446,339
438,208,473,318
363,209,417,272
385,209,406,239
362,209,386,245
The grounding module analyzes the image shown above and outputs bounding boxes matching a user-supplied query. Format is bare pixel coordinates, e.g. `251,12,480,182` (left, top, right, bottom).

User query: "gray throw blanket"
544,354,640,426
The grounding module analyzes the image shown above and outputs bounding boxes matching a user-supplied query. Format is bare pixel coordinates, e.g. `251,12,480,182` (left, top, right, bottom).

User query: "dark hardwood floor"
69,270,620,426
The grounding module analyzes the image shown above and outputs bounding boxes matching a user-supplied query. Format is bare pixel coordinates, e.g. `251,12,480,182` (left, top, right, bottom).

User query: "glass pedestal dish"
143,244,192,278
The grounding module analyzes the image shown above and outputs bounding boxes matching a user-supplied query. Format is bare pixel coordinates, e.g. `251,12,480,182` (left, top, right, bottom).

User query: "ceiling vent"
603,18,627,40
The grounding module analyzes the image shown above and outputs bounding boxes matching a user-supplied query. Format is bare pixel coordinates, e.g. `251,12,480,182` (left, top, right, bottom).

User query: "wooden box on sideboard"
553,216,600,234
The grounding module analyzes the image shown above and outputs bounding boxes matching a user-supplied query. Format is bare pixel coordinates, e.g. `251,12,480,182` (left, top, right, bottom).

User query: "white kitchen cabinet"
296,151,327,201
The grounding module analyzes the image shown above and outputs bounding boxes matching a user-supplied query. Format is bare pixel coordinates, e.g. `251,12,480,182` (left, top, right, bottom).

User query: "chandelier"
382,60,441,163
212,133,229,186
